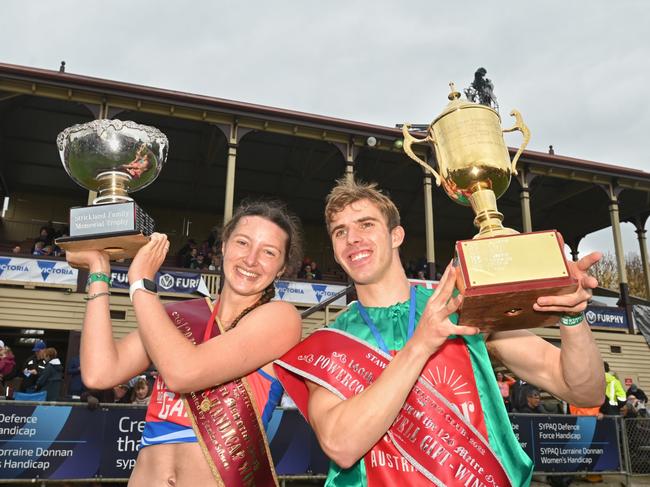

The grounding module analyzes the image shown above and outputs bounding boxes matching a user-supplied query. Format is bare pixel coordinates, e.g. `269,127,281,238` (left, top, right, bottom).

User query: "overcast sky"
1,0,649,259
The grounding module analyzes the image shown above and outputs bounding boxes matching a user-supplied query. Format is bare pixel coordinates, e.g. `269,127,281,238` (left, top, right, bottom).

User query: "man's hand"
127,233,170,283
410,263,480,357
533,252,601,314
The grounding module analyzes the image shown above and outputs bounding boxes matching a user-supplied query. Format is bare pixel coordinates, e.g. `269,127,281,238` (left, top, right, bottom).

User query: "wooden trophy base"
56,231,150,261
454,230,578,332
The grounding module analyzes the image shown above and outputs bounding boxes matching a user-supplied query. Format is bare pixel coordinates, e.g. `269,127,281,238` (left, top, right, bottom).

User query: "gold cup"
402,84,576,331
402,83,530,238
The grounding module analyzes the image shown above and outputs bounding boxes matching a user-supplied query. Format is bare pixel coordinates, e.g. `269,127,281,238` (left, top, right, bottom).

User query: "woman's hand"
66,249,110,273
128,233,170,283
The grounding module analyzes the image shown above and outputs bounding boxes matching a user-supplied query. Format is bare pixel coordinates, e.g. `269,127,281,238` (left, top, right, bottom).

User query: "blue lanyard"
356,286,417,354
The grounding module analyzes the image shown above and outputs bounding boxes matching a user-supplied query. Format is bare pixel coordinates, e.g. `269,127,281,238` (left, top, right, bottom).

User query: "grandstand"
1,60,649,397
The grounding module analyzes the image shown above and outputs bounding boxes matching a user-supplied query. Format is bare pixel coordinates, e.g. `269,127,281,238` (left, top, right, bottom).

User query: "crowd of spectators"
0,337,154,406
495,362,648,418
7,223,68,257
176,236,223,272
297,258,323,280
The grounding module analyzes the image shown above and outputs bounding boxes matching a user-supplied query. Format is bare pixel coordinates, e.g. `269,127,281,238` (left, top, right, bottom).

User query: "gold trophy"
402,83,577,331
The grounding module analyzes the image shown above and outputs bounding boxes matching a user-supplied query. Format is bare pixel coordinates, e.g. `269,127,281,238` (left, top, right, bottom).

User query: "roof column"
344,139,357,182
601,183,634,332
632,215,650,300
423,164,437,279
223,143,237,224
516,169,536,233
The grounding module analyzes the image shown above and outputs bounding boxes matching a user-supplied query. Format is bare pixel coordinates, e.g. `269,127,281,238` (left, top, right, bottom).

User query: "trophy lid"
432,83,499,125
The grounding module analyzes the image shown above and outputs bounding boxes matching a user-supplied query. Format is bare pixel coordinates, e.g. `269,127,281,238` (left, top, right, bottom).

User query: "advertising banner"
0,256,78,287
0,404,326,480
98,408,145,477
0,405,104,480
511,414,621,472
585,305,628,330
110,268,210,296
273,280,347,306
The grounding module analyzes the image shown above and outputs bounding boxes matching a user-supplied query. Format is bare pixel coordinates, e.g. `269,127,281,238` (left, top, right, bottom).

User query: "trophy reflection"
55,119,168,261
402,78,576,331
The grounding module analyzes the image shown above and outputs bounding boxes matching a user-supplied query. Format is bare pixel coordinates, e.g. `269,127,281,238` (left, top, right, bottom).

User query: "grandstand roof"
1,61,649,260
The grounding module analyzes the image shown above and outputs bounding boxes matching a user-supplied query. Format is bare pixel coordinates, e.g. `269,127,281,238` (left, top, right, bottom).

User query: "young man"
275,179,604,487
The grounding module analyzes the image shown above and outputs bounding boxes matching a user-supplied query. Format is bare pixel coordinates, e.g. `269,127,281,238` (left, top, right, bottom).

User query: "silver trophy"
55,119,168,260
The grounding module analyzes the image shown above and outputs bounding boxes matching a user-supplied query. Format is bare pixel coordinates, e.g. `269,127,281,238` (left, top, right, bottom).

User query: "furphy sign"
110,268,208,295
0,257,78,286
584,305,628,329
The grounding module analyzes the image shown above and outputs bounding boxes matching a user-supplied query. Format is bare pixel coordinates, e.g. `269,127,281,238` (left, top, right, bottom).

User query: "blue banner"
110,268,208,295
585,305,628,329
0,405,104,480
0,404,326,480
511,414,621,472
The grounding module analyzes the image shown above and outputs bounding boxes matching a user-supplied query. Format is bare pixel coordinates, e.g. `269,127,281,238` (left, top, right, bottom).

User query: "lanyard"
204,299,220,342
357,286,417,354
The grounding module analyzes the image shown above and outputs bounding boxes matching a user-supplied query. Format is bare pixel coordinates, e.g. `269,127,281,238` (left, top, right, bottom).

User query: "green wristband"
87,272,111,286
560,312,584,327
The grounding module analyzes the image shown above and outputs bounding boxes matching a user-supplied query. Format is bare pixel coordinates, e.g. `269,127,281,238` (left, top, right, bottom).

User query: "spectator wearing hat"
21,339,47,392
626,383,647,404
36,347,63,401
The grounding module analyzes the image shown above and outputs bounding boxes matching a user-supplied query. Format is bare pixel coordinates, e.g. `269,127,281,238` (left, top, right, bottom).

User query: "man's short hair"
526,387,541,398
324,178,400,234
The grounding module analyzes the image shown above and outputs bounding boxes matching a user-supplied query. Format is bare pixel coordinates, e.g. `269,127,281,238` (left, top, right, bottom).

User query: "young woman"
66,200,303,486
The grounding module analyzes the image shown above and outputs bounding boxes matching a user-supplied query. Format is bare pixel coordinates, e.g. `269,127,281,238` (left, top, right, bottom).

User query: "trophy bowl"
55,120,168,260
57,119,168,204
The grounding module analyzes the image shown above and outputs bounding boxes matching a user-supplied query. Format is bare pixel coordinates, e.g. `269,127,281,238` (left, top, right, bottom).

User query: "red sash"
274,328,512,487
165,298,278,487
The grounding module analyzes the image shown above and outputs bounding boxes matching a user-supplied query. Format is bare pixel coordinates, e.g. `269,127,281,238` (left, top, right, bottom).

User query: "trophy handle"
401,124,441,185
502,109,530,176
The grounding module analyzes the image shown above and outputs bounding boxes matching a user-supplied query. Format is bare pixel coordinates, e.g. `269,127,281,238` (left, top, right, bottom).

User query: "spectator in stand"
310,261,323,280
208,254,222,272
112,384,131,404
626,383,647,404
32,226,53,252
67,356,84,398
190,253,208,270
41,245,54,257
0,340,17,388
184,248,199,268
22,339,47,392
517,387,547,413
33,241,46,256
626,394,648,417
496,371,516,412
12,245,22,254
603,361,626,415
176,238,197,267
131,377,151,406
416,269,427,280
509,377,529,412
299,263,315,280
36,347,63,401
